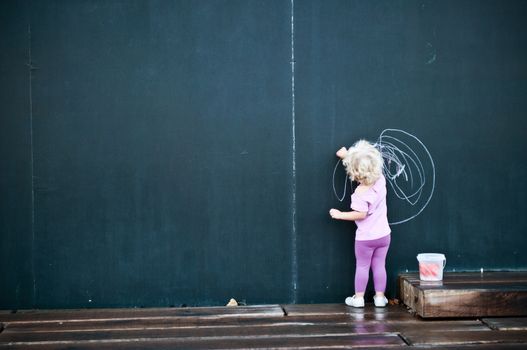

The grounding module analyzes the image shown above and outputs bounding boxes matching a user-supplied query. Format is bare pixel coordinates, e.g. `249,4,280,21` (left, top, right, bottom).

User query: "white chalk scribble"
332,129,435,225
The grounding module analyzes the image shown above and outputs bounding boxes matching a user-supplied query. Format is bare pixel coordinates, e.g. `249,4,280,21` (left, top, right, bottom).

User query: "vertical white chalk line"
28,22,36,306
290,0,298,303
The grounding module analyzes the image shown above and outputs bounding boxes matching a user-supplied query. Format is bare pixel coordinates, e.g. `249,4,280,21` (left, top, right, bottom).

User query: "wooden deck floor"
1,303,526,349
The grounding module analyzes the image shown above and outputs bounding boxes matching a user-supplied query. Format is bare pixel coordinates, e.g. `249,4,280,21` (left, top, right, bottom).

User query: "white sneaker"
345,295,365,308
374,295,388,307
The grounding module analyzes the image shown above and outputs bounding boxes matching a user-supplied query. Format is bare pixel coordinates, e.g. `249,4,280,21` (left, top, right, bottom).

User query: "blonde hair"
342,140,383,185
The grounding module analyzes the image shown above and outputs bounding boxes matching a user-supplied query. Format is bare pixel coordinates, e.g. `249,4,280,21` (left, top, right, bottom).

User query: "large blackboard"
1,0,526,309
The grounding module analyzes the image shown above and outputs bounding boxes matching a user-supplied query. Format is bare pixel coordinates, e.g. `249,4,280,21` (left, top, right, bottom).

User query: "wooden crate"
399,272,527,318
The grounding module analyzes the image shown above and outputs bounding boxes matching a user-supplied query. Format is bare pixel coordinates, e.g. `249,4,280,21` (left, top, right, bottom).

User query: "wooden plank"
418,284,527,291
1,304,414,326
482,317,527,330
0,333,407,349
0,323,398,342
393,320,489,333
420,290,527,318
0,317,486,337
400,272,527,284
2,316,343,333
0,305,284,324
282,304,411,317
395,321,493,347
410,344,527,349
403,279,527,292
2,315,486,335
282,303,350,316
283,304,422,324
404,330,527,346
4,315,387,334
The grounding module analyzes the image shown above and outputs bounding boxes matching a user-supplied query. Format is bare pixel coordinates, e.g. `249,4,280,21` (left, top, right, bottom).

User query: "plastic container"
417,253,446,281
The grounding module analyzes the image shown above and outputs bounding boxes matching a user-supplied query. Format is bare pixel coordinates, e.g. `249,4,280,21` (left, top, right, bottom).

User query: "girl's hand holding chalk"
336,147,348,159
330,208,367,221
329,208,342,219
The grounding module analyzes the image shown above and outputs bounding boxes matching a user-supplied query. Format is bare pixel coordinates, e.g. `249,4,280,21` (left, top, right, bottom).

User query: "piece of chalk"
226,298,238,307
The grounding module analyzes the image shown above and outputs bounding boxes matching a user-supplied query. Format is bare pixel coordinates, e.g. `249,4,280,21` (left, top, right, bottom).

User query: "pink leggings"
354,234,391,293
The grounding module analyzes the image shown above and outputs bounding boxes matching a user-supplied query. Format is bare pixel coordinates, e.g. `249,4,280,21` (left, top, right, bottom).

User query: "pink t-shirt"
350,175,391,241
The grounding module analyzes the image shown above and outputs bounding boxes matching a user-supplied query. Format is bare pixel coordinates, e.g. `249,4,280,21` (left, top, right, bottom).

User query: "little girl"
329,140,391,308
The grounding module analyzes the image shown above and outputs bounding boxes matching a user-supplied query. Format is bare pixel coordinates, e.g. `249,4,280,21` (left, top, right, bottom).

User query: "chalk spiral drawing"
332,129,436,225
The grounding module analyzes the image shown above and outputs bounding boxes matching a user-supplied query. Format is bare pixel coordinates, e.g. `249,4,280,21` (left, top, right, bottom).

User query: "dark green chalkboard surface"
295,0,527,302
1,0,526,309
